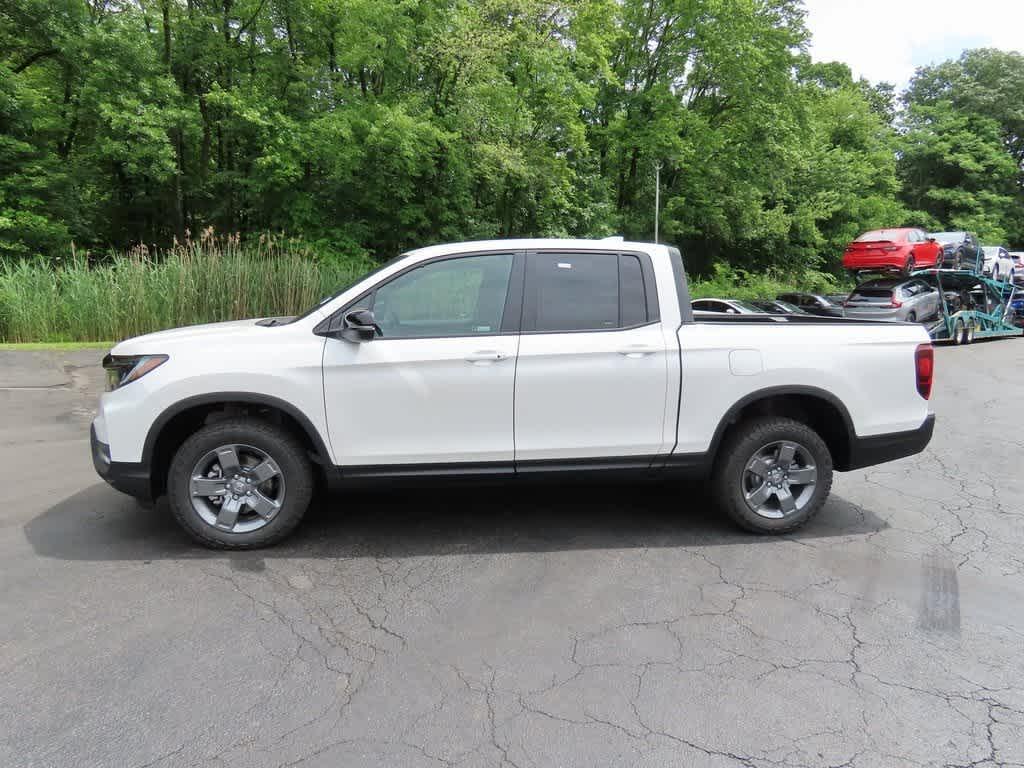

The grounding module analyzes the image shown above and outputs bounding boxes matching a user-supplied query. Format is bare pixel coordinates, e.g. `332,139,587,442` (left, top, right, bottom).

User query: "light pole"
654,162,661,244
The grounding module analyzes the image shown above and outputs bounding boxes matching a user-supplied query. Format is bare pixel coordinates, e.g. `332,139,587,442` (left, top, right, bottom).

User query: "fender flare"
704,385,857,469
141,391,333,466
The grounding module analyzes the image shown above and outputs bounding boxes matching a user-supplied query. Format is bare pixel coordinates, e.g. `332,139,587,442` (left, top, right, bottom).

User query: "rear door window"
524,252,654,332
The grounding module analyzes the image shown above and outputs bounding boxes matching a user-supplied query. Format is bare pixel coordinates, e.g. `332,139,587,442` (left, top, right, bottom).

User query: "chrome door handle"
465,351,506,363
618,346,659,358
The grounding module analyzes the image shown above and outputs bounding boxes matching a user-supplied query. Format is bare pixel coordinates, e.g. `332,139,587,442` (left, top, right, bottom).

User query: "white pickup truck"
91,239,935,548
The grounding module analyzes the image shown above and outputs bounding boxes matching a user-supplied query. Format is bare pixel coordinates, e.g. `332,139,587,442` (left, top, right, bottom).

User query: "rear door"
513,250,672,464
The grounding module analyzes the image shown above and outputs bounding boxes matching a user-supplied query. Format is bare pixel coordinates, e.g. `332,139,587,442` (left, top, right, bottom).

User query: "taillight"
915,344,934,400
889,297,903,308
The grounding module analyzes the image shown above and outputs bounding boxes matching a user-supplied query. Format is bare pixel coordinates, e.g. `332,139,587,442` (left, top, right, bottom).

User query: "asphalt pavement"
1,343,1023,768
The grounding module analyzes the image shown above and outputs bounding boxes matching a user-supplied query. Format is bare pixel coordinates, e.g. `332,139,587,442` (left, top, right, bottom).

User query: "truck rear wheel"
713,417,833,534
167,418,314,549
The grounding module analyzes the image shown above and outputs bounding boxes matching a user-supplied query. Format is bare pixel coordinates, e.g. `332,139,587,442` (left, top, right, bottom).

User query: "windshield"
855,229,907,242
930,232,962,242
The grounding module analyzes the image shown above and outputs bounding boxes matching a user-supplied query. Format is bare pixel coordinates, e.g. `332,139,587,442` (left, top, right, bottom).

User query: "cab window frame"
520,249,661,335
314,250,526,340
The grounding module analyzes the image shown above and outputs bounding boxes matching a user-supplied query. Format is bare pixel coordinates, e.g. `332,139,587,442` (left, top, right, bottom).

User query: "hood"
111,318,267,355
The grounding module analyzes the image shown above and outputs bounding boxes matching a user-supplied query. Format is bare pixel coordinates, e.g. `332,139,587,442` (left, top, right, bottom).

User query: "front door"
513,250,673,464
322,251,520,467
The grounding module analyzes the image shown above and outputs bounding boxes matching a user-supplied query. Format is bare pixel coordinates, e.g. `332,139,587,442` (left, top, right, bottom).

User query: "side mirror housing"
341,309,380,343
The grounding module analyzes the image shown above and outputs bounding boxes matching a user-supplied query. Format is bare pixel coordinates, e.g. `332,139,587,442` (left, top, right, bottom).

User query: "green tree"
902,50,1024,245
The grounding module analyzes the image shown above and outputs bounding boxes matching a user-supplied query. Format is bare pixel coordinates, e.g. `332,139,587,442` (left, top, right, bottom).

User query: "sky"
802,0,1024,90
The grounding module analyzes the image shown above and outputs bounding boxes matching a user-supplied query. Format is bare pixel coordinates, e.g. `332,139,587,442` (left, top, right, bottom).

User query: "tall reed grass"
0,235,842,343
0,231,375,343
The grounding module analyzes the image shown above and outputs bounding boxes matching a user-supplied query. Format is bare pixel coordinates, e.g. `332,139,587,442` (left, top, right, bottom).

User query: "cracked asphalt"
1,343,1023,768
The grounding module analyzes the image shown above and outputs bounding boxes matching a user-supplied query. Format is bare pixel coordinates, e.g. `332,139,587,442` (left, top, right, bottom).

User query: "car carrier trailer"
911,268,1023,344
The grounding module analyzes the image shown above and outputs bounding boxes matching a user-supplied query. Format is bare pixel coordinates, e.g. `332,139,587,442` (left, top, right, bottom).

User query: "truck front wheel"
713,417,833,534
167,418,314,549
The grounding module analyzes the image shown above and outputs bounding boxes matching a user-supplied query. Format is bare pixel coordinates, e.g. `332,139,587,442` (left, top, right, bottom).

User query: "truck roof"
407,238,665,259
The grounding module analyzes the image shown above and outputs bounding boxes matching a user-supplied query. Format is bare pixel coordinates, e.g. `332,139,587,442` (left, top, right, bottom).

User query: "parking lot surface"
2,344,1023,768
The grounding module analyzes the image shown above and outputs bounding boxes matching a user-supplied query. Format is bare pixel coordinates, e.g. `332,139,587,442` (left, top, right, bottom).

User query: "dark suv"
930,232,981,271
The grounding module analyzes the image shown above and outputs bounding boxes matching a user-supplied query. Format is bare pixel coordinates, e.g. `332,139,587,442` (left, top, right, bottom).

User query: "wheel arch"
143,393,332,498
708,386,856,472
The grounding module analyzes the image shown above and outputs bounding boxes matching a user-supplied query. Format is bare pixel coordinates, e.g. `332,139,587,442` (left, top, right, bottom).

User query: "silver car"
843,278,941,323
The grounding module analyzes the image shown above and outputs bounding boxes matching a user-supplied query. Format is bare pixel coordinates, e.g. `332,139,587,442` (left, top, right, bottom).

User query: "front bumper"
91,424,153,500
844,413,935,471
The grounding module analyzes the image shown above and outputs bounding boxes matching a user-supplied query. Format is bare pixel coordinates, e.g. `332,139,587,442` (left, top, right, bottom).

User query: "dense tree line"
2,0,1023,274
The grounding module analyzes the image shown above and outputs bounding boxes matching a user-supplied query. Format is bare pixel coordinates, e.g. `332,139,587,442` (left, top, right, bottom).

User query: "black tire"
712,417,834,535
954,249,964,270
906,311,917,323
952,319,964,345
904,257,915,275
167,418,314,549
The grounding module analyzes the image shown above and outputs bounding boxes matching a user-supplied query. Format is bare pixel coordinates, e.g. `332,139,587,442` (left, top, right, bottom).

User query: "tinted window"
371,253,513,338
526,252,651,332
855,229,908,242
692,300,723,312
619,254,648,327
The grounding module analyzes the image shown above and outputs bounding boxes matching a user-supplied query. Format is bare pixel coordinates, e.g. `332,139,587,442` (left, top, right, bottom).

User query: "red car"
842,228,942,274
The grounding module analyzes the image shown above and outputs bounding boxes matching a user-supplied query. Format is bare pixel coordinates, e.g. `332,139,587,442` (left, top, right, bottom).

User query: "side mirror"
341,309,381,343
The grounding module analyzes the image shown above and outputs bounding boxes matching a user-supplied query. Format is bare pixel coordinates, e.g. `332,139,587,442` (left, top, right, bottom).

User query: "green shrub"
689,262,847,301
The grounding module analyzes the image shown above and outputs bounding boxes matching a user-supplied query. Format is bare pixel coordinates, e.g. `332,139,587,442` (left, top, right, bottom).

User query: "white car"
92,239,935,548
981,246,1015,281
1010,252,1024,285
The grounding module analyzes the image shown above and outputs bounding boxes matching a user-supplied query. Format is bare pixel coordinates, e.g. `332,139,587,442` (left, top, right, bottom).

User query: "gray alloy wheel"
167,418,314,549
952,319,964,344
714,416,833,534
966,321,976,344
189,443,285,533
741,441,818,520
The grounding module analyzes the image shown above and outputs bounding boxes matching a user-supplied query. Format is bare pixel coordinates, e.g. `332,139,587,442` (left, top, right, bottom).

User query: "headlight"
102,354,169,391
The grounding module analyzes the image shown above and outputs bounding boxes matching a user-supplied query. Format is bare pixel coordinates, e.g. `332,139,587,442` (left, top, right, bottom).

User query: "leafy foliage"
2,1,1023,278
